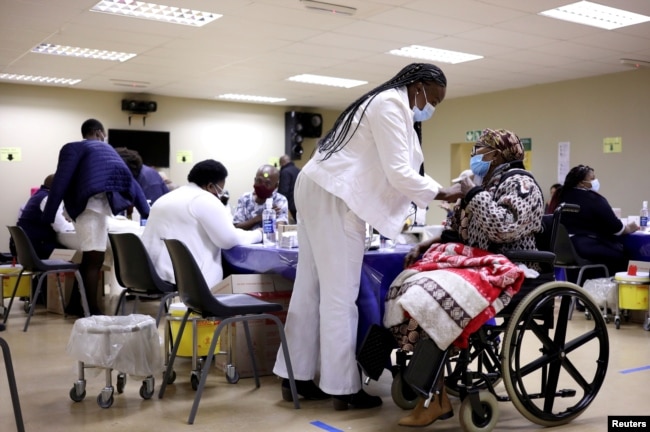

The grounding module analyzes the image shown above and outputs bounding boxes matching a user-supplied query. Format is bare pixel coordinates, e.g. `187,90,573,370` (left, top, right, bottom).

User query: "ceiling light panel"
0,74,81,85
218,94,286,103
91,0,222,27
32,43,136,62
287,74,367,88
539,1,650,30
300,0,357,16
388,45,483,64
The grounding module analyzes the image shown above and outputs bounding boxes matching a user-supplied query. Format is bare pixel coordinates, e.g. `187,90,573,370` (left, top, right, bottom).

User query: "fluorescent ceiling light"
300,0,357,16
539,1,650,30
91,0,221,27
0,73,81,85
388,45,483,64
287,74,367,88
218,94,286,104
32,43,136,62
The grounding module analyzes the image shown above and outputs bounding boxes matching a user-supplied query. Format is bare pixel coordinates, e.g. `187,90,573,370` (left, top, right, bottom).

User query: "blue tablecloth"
222,244,409,347
624,231,650,261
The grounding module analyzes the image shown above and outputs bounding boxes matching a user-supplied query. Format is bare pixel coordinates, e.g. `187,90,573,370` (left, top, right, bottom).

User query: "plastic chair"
108,233,177,326
5,226,89,331
553,222,609,319
157,239,300,424
0,324,25,432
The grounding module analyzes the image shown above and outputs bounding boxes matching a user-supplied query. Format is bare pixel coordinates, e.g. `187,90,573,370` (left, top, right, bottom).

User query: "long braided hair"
317,63,447,160
548,164,593,212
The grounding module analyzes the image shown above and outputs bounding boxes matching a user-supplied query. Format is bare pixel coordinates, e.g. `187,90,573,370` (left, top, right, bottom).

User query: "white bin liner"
66,314,163,377
583,277,617,309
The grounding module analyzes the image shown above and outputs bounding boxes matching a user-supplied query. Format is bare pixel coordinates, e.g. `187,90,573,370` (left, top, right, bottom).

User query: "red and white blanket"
383,242,525,350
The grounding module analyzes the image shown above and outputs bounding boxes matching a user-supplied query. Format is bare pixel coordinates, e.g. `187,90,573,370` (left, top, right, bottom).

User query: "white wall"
0,83,319,248
419,68,650,224
1,67,649,248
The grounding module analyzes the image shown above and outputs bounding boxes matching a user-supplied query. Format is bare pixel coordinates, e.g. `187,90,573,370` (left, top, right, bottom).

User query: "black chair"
553,223,609,319
157,239,300,424
0,324,25,432
5,226,89,331
108,233,177,326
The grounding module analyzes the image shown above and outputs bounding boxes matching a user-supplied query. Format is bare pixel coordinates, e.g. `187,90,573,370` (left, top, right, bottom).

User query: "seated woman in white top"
141,159,262,289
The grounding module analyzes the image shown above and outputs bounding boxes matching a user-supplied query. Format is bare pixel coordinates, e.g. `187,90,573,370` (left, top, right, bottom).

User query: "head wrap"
476,128,523,162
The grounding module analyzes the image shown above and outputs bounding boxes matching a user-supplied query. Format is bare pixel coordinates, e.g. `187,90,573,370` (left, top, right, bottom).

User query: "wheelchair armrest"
503,250,556,267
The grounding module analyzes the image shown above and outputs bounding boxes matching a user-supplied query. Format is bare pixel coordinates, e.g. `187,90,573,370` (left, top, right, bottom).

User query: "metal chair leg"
0,337,25,432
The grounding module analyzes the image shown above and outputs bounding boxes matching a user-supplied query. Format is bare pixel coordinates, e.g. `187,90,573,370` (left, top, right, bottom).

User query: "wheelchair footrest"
356,324,396,381
403,338,448,399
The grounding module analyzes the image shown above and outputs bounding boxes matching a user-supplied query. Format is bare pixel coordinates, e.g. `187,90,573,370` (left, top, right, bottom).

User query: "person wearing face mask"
548,164,638,277
272,63,462,411
141,159,262,290
391,128,544,427
43,118,150,316
232,164,289,230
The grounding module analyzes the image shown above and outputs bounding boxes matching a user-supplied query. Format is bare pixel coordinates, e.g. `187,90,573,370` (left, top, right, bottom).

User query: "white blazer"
302,86,442,239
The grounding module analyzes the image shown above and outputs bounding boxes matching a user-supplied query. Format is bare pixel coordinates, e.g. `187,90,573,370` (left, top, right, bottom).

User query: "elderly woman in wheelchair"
357,129,609,431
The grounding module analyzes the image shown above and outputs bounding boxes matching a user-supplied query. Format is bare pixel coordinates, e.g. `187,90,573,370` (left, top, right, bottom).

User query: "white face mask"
590,178,600,192
412,87,436,122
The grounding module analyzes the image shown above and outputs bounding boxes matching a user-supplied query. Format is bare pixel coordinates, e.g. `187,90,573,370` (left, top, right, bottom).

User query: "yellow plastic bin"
168,303,220,357
615,272,650,310
0,265,31,299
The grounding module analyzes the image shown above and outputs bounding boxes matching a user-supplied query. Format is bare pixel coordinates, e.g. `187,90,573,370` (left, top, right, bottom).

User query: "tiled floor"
0,295,649,432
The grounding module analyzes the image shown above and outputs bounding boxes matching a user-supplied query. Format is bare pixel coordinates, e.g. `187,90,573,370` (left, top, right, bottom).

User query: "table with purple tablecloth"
623,231,650,261
222,244,409,347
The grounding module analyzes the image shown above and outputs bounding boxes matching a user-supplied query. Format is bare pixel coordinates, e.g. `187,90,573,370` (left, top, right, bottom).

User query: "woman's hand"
404,238,436,268
625,220,640,234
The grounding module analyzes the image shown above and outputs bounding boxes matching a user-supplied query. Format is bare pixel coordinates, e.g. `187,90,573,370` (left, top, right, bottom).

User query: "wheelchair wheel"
459,391,499,432
502,281,609,427
391,371,419,410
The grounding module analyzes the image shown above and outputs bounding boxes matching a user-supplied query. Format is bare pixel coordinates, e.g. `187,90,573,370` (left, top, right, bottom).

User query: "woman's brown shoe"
398,387,453,427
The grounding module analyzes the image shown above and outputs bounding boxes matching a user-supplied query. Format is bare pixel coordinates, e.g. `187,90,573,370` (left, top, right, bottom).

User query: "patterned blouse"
446,161,544,258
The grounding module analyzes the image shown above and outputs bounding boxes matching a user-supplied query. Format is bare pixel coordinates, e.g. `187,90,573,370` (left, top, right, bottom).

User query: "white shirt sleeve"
190,193,262,248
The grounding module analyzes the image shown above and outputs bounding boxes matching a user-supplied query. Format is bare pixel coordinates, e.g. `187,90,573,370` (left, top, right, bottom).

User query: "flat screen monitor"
107,129,170,168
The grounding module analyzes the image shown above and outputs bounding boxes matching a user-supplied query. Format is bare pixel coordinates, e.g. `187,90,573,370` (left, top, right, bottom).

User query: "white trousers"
273,174,366,395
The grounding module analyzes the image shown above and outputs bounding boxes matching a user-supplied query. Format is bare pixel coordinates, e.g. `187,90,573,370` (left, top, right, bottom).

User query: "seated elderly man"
233,164,289,230
383,129,544,428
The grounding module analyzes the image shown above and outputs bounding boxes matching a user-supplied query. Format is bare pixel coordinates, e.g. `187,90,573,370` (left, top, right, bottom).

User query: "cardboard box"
212,274,293,378
46,249,109,315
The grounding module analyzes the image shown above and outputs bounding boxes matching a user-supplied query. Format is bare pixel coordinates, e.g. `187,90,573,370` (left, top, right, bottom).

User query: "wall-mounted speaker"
285,111,322,160
121,99,158,114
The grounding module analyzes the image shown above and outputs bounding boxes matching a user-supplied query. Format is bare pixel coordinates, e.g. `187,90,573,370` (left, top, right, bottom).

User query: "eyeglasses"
471,145,496,157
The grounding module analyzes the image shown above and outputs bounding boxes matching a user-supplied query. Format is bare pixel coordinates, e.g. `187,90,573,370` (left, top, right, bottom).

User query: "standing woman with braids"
273,63,462,410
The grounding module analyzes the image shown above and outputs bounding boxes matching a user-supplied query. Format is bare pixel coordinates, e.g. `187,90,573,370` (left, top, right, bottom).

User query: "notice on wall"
176,151,193,164
0,147,22,162
521,138,532,170
558,142,570,184
603,137,622,153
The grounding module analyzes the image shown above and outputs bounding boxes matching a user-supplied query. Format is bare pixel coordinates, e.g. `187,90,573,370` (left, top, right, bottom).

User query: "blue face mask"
470,154,492,178
412,88,436,122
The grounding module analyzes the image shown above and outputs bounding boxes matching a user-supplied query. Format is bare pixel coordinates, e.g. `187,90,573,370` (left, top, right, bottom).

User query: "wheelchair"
357,203,609,432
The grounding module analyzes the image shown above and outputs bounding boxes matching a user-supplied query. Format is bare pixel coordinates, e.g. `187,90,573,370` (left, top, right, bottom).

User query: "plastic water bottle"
262,198,277,247
641,201,648,230
131,206,140,224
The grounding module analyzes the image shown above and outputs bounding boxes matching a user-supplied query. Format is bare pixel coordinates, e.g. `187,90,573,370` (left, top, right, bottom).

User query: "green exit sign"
465,130,482,142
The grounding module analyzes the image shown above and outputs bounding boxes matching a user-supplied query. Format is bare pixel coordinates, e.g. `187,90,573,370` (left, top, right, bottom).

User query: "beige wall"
419,68,650,224
1,68,649,248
